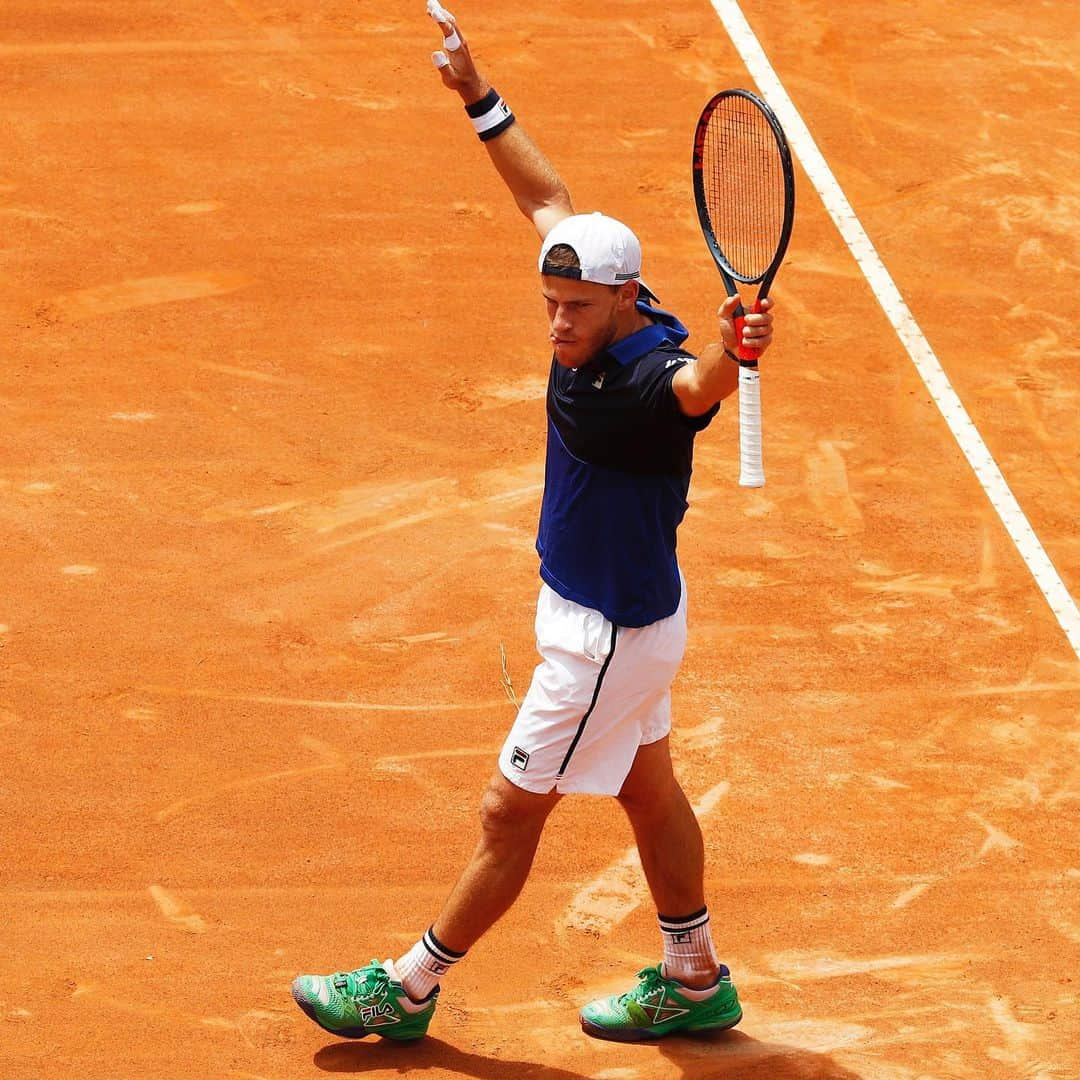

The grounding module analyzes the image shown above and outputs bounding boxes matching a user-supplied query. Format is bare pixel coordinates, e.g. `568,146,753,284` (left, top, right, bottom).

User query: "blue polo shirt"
536,302,719,627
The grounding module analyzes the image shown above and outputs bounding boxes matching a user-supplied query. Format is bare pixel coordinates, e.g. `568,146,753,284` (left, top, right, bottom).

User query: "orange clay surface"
2,2,1078,1077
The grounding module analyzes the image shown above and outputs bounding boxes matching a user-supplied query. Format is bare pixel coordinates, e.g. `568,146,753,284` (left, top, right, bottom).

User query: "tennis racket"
692,89,795,487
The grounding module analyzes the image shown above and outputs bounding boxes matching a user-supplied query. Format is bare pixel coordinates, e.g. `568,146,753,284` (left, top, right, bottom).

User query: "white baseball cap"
539,212,659,302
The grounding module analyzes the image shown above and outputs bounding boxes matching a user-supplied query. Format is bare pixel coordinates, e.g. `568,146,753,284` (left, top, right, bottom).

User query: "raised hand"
718,294,774,358
427,1,488,103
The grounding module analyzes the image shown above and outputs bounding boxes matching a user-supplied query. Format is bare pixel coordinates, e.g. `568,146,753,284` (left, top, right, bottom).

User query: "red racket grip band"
735,299,763,365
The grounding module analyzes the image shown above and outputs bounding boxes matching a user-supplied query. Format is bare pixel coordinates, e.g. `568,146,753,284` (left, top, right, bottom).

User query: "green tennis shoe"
291,959,437,1040
580,963,742,1042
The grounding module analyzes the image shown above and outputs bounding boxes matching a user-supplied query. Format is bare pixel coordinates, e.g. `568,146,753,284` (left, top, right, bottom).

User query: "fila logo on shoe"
638,988,690,1026
360,1002,400,1026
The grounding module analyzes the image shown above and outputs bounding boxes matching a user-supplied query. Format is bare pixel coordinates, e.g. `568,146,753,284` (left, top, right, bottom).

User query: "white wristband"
465,88,515,141
471,98,511,136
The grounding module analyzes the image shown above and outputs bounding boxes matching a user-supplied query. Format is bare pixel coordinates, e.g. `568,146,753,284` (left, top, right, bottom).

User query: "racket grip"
735,299,763,364
738,365,765,487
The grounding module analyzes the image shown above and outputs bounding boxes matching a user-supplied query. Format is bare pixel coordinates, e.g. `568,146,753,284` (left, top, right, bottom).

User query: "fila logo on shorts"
510,746,530,771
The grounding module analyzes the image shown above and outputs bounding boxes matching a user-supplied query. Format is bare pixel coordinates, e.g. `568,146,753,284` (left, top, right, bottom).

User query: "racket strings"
703,97,786,281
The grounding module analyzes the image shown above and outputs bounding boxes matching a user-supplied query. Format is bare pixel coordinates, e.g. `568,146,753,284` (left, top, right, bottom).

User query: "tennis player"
292,3,774,1044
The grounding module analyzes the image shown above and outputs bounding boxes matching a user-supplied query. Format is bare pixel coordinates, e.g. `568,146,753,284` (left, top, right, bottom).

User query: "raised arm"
427,3,574,238
672,296,775,416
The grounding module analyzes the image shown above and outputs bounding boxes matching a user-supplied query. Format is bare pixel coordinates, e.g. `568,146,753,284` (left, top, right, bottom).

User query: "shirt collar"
606,301,690,367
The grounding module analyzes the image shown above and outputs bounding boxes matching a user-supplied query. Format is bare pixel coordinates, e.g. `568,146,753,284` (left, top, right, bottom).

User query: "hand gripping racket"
692,89,795,487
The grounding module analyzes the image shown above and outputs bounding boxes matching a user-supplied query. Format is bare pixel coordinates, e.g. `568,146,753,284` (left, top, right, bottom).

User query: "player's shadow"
313,1030,864,1078
657,1028,866,1078
314,1038,585,1077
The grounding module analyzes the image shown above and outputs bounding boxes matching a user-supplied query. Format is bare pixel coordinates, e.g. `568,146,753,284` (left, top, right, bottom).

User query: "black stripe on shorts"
556,621,619,779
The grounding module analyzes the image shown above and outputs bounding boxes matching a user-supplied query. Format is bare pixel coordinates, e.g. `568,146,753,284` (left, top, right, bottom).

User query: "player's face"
541,276,623,368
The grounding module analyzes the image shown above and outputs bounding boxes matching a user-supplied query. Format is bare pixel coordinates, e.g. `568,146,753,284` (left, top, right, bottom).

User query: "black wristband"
464,87,516,142
464,88,500,118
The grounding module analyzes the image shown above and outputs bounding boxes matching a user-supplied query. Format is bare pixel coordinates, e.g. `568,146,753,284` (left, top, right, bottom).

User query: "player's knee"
478,785,511,834
617,774,682,820
477,779,550,841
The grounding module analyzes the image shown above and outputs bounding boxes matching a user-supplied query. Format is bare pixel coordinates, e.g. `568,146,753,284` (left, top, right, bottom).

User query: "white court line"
710,0,1080,660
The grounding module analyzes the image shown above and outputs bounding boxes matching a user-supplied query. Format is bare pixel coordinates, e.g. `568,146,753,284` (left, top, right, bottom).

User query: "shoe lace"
620,965,666,1005
333,960,390,1004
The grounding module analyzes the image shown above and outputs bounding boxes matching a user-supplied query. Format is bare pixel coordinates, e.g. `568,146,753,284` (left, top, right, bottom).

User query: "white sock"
394,926,466,1002
658,907,721,989
380,960,436,1013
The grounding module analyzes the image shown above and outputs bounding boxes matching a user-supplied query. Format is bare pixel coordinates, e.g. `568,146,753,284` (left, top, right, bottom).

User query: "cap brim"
637,279,660,304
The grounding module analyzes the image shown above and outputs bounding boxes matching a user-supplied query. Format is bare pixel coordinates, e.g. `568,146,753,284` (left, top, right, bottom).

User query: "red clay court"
2,1,1078,1077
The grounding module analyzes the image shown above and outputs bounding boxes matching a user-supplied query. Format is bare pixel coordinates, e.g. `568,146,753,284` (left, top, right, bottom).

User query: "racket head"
692,88,795,294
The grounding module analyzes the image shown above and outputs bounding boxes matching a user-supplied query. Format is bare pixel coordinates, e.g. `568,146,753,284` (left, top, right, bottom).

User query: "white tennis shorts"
498,575,688,795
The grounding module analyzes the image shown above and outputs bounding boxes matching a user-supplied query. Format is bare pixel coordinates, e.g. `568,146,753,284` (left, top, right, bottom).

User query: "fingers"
427,0,476,83
426,0,455,24
716,295,775,351
718,294,741,319
427,0,462,50
434,20,462,52
742,306,773,344
715,295,774,318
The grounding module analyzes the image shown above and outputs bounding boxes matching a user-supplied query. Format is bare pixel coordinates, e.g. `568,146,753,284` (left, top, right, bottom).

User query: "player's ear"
616,281,640,310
